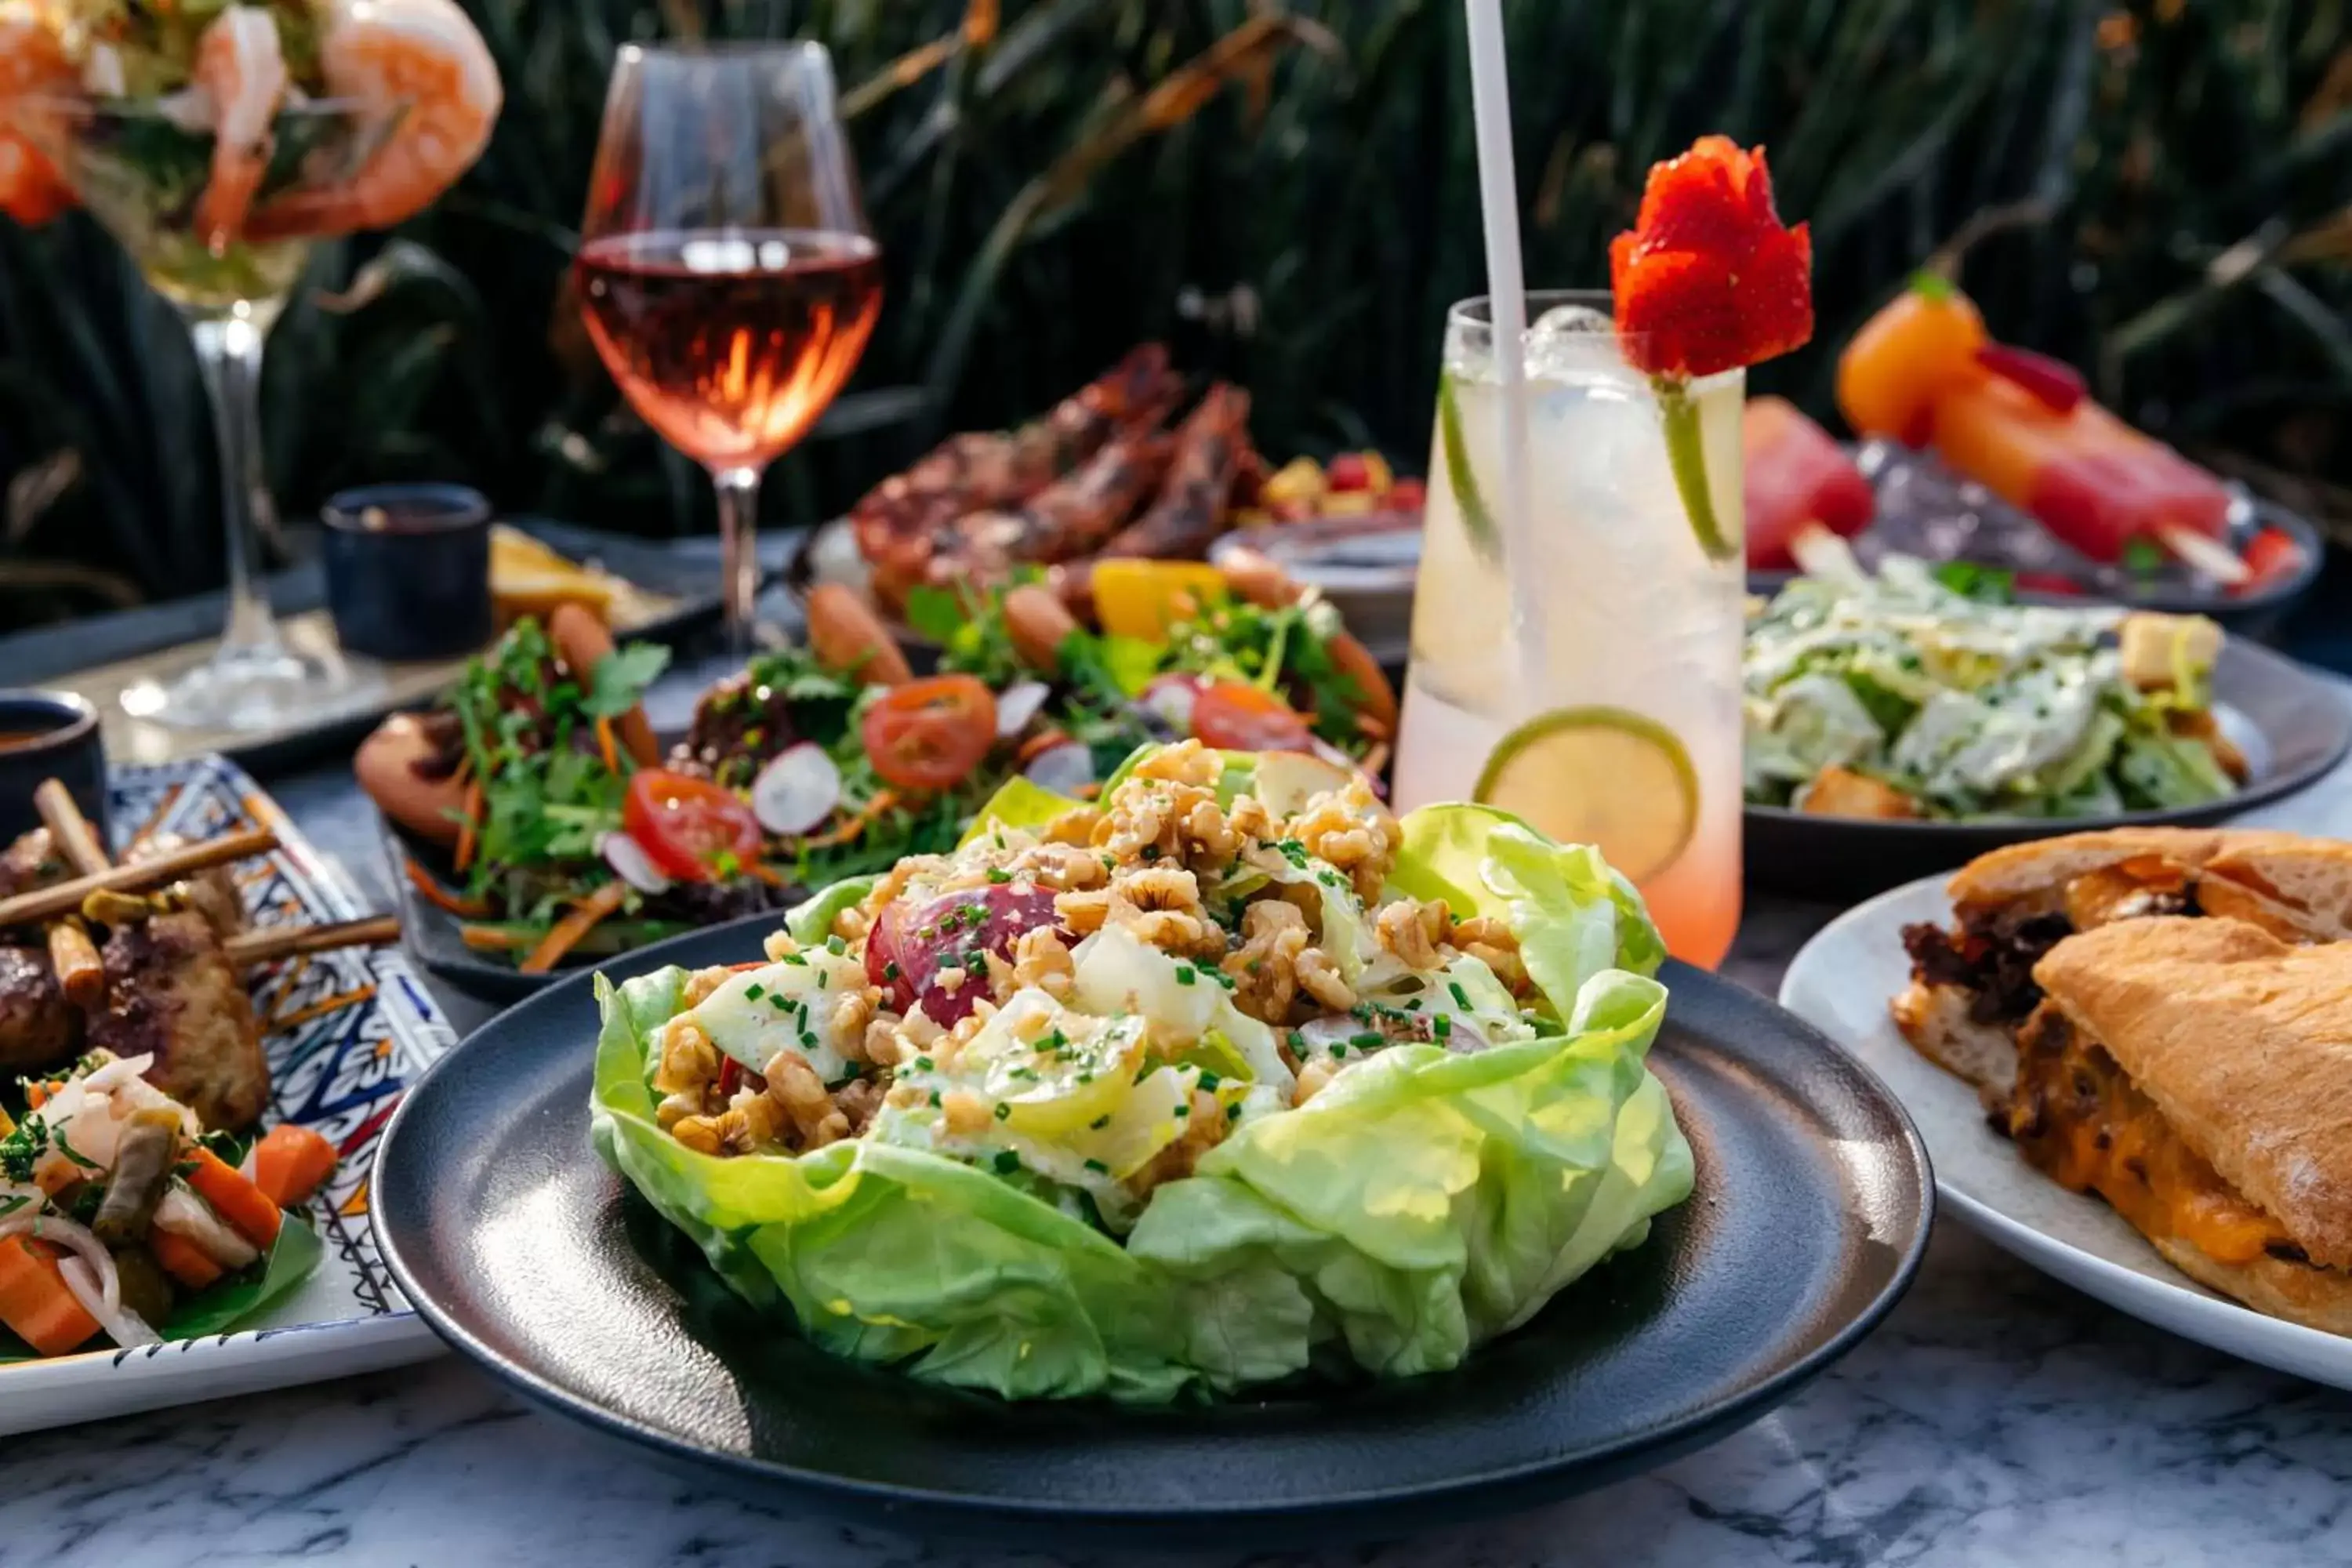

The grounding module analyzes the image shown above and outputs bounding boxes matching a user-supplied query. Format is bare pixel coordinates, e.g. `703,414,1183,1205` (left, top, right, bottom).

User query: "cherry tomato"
622,769,764,883
862,675,998,793
1191,681,1314,753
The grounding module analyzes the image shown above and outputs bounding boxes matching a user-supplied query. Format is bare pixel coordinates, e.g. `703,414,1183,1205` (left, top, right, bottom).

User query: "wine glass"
576,42,882,654
38,96,406,731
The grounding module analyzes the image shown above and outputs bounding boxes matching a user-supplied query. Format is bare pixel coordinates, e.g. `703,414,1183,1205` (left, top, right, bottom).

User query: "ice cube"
1522,304,1621,380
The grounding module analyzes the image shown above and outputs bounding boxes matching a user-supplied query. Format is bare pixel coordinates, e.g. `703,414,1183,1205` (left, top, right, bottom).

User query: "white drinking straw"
1461,0,1544,684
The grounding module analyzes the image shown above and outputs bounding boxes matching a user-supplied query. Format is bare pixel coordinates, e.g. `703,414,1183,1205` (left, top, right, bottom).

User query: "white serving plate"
1779,873,2352,1392
0,754,452,1434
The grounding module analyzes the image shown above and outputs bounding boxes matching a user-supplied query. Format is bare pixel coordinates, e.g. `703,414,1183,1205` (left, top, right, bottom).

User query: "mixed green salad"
1744,556,2242,820
591,741,1690,1402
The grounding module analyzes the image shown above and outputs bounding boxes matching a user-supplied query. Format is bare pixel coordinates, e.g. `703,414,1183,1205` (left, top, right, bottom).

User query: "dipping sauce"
0,690,105,844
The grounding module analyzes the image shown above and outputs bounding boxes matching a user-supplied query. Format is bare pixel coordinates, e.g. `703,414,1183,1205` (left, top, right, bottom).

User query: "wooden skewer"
225,915,400,967
45,920,105,1007
0,828,278,932
34,778,114,1004
33,780,112,879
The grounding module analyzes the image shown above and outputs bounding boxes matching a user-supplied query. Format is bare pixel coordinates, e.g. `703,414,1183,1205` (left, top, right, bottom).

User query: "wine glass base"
120,644,384,735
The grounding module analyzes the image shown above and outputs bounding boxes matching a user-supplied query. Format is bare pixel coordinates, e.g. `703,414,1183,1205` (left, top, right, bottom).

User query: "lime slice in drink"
1472,707,1698,883
1437,372,1501,560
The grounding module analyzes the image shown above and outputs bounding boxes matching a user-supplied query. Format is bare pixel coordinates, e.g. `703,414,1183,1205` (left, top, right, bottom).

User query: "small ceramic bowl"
322,484,495,662
0,690,106,846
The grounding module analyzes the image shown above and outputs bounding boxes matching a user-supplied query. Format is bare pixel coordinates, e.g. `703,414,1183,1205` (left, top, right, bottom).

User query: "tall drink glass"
1392,292,1744,967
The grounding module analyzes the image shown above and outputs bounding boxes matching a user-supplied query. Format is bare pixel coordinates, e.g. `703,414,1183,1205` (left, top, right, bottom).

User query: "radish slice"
1023,742,1096,797
598,831,673,895
995,680,1051,738
1137,674,1203,734
750,743,844,837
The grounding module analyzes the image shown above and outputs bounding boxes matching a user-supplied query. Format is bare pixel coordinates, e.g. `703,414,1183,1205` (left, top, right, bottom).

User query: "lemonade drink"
1392,292,1745,967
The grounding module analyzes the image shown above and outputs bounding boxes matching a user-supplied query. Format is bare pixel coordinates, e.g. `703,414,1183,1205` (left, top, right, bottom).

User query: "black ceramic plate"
1745,637,2352,901
376,806,799,1003
376,928,1932,1548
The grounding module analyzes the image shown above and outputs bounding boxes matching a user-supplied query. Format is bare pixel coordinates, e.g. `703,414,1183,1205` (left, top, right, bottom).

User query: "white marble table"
11,647,2352,1568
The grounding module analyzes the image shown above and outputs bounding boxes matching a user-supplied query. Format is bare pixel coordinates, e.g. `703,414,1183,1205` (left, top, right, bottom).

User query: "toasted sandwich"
1996,917,2352,1334
1894,828,2352,1094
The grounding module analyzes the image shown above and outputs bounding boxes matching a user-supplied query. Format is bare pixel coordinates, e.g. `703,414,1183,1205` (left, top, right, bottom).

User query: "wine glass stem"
712,464,763,656
187,308,283,661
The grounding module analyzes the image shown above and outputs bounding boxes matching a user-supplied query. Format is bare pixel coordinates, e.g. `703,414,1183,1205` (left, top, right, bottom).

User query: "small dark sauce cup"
322,484,495,662
0,690,107,847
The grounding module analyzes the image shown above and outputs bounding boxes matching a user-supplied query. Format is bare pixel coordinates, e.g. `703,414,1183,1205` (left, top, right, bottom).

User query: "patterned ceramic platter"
0,754,454,1435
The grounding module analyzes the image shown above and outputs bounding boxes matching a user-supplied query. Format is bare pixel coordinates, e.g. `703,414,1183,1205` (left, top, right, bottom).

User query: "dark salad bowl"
1744,636,2352,901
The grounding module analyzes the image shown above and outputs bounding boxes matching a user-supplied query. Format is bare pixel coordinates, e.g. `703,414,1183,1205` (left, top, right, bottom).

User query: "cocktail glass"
1392,291,1745,968
25,95,403,731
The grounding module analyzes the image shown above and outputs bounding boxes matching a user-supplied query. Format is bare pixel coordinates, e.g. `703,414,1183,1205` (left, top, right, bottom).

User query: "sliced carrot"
596,715,619,775
519,881,628,975
25,1082,47,1110
405,857,492,919
186,1146,282,1250
0,1235,102,1356
252,1124,339,1208
149,1227,226,1291
452,779,485,874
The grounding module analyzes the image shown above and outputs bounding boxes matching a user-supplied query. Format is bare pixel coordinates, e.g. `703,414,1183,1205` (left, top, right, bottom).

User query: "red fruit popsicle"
1742,396,1875,568
1930,374,2233,564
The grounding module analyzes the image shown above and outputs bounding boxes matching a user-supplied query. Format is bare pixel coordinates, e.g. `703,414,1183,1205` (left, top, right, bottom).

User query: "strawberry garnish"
1610,136,1815,560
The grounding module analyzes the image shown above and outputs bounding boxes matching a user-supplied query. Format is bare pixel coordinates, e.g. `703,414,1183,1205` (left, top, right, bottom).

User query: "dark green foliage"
2,0,2346,626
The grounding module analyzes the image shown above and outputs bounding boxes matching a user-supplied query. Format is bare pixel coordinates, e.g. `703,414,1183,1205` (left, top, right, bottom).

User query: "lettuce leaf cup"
591,742,1693,1402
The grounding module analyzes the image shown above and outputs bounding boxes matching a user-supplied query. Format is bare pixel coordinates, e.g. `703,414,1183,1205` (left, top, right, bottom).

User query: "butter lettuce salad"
1744,556,2243,821
590,742,1693,1402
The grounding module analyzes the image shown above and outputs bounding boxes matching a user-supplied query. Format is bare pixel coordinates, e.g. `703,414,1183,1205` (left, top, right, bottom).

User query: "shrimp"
245,0,499,239
189,5,289,250
855,345,1185,605
1097,383,1255,560
0,1,78,227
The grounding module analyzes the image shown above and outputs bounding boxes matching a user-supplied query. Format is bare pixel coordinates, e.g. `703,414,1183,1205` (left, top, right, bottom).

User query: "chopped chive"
1434,1014,1454,1040
988,869,1012,884
744,982,765,1001
1089,1114,1112,1130
826,935,847,956
1174,964,1197,986
913,1055,935,1072
1197,1071,1222,1091
993,1150,1020,1174
1350,1031,1381,1048
1083,1159,1109,1174
1448,982,1472,1009
883,960,902,981
993,1102,1011,1122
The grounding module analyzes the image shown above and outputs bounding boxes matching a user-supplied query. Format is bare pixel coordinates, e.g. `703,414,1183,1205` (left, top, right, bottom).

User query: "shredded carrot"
187,1147,282,1250
405,857,492,919
799,790,899,850
0,1236,101,1356
1014,728,1071,768
252,1124,339,1208
452,780,485,874
149,1229,226,1292
1359,742,1391,777
459,924,536,952
596,715,619,774
520,882,629,974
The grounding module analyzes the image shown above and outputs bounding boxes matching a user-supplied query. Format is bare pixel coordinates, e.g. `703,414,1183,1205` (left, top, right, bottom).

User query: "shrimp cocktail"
1391,138,1813,969
0,0,499,731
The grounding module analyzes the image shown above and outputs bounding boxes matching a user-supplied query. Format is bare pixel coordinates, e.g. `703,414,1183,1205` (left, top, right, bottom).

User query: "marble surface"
11,626,2352,1568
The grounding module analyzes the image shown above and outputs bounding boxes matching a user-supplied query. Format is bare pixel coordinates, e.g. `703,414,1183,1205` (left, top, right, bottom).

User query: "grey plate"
376,933,1931,1548
1744,638,2352,899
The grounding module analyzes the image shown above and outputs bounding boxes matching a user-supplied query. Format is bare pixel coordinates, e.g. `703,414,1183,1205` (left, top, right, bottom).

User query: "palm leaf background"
1,0,2346,626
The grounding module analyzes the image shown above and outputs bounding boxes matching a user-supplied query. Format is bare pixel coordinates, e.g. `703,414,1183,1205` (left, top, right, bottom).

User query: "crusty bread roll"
2033,916,2352,1274
1947,827,2352,939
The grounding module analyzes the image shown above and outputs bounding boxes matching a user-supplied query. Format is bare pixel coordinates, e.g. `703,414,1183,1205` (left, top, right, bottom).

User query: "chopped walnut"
1007,840,1110,891
680,966,731,1010
942,1088,991,1135
1450,914,1529,994
762,931,802,963
1376,898,1449,971
862,1015,910,1068
653,1018,720,1101
1131,739,1224,788
833,1076,887,1138
829,989,875,1056
1294,945,1355,1011
1291,1058,1338,1106
1056,886,1112,936
1011,926,1076,996
765,1050,850,1149
1135,1088,1232,1189
1223,899,1308,1025
1286,778,1403,901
